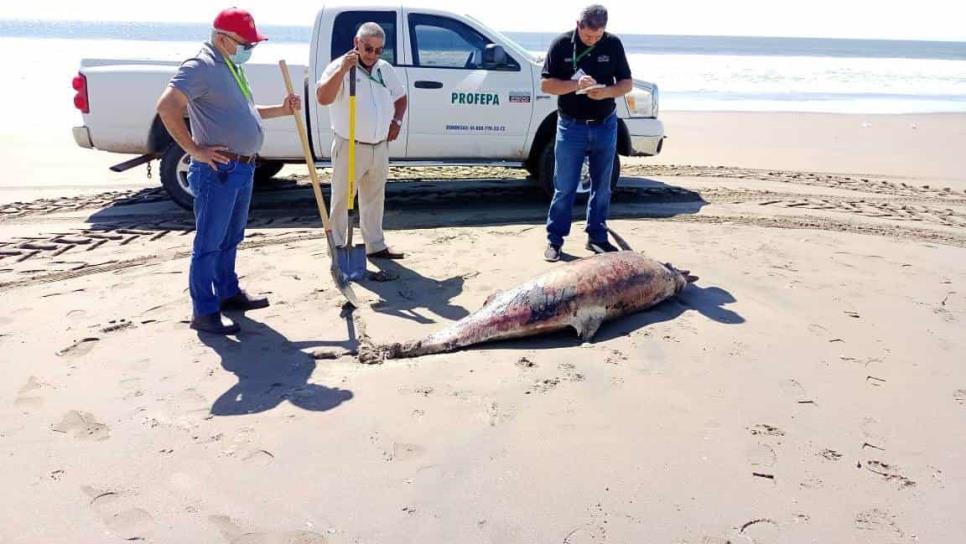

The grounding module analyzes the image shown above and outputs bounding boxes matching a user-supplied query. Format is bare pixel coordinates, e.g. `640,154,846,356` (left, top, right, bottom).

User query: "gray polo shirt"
168,43,264,156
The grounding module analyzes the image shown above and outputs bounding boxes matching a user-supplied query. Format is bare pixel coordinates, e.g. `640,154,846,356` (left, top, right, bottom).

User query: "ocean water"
2,19,965,115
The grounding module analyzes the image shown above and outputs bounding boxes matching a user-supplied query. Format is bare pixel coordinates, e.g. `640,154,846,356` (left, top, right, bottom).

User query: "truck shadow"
83,175,708,233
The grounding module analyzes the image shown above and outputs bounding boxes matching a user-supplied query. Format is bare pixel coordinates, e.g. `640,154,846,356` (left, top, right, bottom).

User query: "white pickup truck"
71,5,664,210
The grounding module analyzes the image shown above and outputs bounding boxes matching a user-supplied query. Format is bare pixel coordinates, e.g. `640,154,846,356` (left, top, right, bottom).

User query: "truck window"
331,11,397,65
409,14,519,71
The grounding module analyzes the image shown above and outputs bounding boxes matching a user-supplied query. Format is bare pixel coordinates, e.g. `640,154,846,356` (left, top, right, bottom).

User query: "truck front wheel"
537,141,621,198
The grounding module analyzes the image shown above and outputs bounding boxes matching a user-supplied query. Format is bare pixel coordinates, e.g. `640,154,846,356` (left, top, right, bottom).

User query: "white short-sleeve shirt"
319,57,406,144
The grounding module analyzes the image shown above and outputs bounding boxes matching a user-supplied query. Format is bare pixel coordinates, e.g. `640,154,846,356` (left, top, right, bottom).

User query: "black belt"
224,152,257,164
559,113,613,125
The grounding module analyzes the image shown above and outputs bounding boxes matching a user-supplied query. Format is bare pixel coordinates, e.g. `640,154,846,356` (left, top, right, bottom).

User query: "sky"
3,0,964,42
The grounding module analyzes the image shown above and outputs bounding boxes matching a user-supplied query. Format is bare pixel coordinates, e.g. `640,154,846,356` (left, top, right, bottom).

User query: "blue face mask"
230,47,252,65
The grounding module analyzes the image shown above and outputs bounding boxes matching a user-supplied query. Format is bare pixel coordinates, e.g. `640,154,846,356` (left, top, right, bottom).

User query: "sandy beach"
1,111,965,543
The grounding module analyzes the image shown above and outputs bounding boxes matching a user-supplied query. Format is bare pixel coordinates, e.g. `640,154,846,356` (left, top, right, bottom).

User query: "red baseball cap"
213,8,268,43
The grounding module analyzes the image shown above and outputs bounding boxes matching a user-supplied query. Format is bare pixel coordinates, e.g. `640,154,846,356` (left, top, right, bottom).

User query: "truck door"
402,10,534,159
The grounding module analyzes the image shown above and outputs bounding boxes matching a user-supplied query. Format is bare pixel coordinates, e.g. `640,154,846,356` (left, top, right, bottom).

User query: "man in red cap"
156,8,301,335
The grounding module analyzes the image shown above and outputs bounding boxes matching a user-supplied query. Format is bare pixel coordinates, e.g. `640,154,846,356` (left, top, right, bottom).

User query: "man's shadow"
358,259,469,325
199,314,353,416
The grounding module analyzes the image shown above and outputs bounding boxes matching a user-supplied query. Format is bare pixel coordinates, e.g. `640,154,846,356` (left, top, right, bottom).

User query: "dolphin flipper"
572,309,606,342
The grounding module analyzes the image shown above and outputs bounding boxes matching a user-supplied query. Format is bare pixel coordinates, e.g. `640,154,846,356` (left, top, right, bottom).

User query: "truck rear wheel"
159,144,194,211
160,147,283,211
254,160,284,184
537,141,621,199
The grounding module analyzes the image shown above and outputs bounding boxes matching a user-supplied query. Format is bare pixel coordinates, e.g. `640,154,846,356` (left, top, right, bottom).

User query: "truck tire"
254,161,284,185
159,144,194,211
537,141,621,199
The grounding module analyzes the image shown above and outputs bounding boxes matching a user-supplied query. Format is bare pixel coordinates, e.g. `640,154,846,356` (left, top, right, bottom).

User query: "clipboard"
576,84,605,95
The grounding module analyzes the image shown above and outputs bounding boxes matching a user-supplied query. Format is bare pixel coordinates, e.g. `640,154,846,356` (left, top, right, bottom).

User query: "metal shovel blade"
324,232,361,307
607,227,633,251
335,243,368,281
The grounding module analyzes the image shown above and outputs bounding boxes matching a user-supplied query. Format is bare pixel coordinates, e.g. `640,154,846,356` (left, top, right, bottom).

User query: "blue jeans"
187,160,255,316
546,112,618,247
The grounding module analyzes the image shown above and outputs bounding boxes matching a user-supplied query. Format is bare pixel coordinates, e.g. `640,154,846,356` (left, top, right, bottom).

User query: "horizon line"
1,17,965,44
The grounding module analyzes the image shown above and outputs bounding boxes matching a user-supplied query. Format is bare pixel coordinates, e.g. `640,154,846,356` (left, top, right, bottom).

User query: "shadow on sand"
198,313,353,416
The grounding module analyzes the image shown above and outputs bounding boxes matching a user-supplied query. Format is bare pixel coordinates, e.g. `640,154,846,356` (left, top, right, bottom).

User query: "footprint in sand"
746,444,777,468
14,376,46,409
51,411,110,441
84,487,155,541
818,449,843,461
748,424,785,438
209,514,328,544
163,388,211,424
738,518,780,544
515,356,537,370
779,379,815,405
241,449,276,467
118,377,144,400
854,508,904,541
391,442,426,462
860,417,888,448
863,460,916,489
482,400,511,427
56,337,99,358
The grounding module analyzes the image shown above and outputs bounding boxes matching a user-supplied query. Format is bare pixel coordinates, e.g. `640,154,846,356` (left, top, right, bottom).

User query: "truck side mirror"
483,44,508,69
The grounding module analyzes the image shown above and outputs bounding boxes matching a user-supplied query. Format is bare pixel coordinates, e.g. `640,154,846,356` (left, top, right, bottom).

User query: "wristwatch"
391,118,403,126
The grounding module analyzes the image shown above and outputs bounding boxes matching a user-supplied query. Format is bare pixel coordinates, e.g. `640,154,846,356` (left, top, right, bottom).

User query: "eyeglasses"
219,32,256,51
360,44,384,55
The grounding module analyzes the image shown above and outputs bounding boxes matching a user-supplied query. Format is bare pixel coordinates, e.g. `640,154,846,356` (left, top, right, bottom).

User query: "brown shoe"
367,247,405,260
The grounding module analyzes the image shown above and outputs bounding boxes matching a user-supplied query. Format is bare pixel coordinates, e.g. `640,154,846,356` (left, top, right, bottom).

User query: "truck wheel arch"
526,113,633,174
147,114,178,154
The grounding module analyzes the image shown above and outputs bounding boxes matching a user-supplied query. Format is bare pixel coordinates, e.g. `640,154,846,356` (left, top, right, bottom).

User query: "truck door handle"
414,80,443,89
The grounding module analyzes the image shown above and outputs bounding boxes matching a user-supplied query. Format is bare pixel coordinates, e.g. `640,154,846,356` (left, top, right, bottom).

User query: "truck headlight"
625,83,658,118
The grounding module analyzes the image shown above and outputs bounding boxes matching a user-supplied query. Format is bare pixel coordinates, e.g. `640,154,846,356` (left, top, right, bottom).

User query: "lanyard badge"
224,59,253,102
361,66,386,88
572,40,596,72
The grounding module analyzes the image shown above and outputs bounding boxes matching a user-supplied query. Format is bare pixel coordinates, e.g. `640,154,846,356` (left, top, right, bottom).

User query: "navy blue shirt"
541,30,632,121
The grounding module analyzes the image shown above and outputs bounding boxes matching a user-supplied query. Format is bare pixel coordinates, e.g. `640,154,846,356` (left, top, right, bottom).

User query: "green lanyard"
224,58,253,103
360,65,386,88
572,40,596,72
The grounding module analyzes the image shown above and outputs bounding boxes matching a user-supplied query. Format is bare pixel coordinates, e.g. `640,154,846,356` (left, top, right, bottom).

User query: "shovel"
278,60,359,307
338,65,368,280
607,226,632,251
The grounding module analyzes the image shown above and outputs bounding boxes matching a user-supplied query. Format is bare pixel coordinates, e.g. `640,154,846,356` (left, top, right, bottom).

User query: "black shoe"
220,290,270,312
586,239,619,254
367,247,405,260
190,312,240,335
544,244,561,262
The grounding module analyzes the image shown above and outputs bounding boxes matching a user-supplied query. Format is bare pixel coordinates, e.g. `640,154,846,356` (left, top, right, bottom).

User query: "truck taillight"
72,73,89,113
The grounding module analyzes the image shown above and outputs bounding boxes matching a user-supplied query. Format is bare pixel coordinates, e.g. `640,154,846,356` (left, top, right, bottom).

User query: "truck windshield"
464,15,538,64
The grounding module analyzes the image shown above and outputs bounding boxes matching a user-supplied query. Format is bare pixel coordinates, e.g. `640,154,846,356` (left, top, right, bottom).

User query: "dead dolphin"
375,252,697,361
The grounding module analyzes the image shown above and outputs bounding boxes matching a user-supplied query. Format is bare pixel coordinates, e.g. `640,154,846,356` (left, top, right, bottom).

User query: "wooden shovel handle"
279,59,333,232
